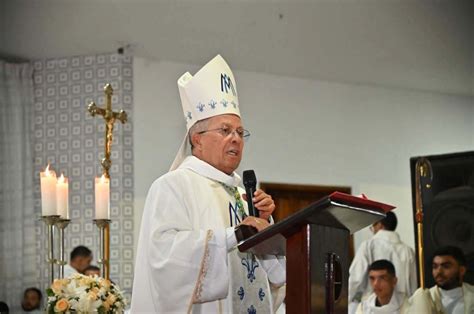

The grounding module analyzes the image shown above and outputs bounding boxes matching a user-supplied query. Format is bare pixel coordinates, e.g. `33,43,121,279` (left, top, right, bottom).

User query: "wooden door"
260,183,351,222
260,182,355,259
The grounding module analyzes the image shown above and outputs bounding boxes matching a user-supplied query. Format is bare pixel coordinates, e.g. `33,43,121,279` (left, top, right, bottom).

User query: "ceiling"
2,0,473,96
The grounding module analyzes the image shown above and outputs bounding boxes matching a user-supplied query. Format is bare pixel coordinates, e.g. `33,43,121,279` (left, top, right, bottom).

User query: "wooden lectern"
238,192,394,314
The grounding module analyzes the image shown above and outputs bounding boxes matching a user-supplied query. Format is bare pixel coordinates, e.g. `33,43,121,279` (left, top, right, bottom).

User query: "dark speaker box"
410,151,474,288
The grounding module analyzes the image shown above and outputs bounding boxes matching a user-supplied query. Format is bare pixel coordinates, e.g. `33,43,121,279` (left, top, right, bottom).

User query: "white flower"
68,298,79,310
48,274,126,313
76,295,93,312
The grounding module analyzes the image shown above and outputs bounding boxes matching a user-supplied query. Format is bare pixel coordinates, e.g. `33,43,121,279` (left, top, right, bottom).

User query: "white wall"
3,1,473,96
133,57,473,255
0,1,5,49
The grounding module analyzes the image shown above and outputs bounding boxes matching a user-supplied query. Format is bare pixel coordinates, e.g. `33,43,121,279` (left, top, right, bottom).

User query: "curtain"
0,61,38,312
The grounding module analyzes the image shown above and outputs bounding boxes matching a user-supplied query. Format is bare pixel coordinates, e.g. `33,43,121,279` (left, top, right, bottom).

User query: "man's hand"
240,216,270,232
243,189,275,221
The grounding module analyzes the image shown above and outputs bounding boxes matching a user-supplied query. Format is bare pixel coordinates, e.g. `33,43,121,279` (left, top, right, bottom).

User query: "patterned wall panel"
31,53,134,297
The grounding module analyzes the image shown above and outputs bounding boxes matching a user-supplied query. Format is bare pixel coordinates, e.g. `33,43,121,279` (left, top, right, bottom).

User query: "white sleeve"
259,255,286,287
225,226,238,250
145,178,230,311
407,288,436,314
348,241,370,302
408,249,418,295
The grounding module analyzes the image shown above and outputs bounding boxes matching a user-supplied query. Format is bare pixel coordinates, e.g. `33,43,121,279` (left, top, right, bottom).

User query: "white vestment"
356,291,409,314
429,283,474,314
408,287,436,313
63,264,78,278
131,156,286,313
349,230,417,308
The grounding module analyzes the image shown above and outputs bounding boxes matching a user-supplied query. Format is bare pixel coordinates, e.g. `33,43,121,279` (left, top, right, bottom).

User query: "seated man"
63,245,93,277
349,212,416,312
356,260,408,314
21,287,42,312
429,246,474,314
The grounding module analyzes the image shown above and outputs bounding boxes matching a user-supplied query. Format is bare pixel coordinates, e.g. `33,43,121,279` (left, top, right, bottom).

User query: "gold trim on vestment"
188,230,214,313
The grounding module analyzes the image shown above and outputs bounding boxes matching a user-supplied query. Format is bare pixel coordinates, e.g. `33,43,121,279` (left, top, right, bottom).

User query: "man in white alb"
356,260,409,314
131,55,286,313
349,212,416,312
428,246,473,314
63,245,93,278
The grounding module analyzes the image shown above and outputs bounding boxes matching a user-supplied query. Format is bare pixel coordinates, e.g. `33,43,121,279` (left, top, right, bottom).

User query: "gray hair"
188,118,210,150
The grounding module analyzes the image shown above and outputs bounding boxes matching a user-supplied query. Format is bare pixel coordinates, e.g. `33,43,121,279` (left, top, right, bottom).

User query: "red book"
329,191,395,213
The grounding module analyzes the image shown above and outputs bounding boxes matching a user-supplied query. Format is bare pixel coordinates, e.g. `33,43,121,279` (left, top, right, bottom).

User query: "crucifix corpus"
88,83,128,178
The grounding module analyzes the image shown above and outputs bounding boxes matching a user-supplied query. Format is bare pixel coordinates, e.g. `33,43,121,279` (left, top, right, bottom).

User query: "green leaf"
97,305,106,314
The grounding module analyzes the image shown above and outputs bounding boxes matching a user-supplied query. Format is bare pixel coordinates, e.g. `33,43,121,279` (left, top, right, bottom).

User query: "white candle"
95,174,110,219
40,164,57,216
56,173,69,219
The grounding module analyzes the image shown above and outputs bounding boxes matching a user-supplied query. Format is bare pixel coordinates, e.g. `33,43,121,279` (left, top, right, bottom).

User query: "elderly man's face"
432,255,465,290
368,269,397,303
193,114,244,175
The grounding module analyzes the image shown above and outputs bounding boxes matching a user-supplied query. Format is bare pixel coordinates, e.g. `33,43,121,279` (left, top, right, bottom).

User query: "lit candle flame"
45,164,51,176
58,173,65,184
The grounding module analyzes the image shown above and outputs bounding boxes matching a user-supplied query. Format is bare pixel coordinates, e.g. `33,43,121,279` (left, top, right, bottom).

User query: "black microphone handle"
245,187,259,217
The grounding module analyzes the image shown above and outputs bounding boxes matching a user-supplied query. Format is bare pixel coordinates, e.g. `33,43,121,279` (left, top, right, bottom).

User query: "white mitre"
170,54,241,171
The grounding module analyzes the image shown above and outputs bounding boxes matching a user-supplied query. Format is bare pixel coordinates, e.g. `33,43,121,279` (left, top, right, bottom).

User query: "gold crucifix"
88,84,128,178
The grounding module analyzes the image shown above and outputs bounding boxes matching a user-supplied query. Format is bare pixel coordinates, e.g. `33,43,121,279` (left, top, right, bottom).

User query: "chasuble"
131,156,285,313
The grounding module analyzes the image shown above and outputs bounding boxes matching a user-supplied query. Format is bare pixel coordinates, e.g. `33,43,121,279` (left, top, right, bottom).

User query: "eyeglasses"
198,126,251,141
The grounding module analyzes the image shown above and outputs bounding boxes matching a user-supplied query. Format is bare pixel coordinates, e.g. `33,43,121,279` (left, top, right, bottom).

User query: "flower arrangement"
46,273,127,313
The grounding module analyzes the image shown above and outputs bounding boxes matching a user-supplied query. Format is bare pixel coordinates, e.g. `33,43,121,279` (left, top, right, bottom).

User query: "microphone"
243,170,258,217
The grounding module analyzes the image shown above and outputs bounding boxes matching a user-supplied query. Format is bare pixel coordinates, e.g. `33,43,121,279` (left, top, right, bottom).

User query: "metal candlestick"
55,218,71,279
94,219,111,280
41,215,60,283
88,84,125,280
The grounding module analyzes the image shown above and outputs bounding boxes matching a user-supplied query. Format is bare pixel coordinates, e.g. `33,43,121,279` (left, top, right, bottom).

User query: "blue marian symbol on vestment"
208,100,217,109
258,288,265,301
229,202,242,226
247,305,256,314
241,254,259,283
196,102,205,112
237,286,245,300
